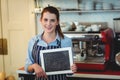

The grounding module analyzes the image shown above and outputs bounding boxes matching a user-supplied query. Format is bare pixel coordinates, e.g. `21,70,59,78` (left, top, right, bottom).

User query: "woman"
25,6,77,80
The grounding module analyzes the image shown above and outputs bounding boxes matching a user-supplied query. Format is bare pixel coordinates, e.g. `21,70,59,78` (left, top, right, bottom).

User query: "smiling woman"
25,6,77,80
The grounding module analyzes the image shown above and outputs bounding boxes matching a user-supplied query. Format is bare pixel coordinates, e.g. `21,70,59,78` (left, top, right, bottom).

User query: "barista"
25,6,77,80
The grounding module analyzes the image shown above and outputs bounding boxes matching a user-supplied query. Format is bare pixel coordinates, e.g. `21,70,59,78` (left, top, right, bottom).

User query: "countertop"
67,70,120,79
17,67,35,75
17,67,120,79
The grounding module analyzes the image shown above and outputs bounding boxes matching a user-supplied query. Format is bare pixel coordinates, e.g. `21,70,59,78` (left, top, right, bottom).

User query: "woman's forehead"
42,12,57,19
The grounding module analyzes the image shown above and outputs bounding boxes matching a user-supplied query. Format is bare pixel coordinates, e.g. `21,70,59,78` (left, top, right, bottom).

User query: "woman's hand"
32,63,47,78
71,64,77,73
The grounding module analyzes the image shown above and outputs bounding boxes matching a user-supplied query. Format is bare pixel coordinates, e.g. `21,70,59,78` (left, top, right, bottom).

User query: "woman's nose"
46,21,51,25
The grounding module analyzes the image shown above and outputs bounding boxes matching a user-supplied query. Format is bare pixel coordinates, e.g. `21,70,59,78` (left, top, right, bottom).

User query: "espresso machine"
110,18,120,70
64,28,114,71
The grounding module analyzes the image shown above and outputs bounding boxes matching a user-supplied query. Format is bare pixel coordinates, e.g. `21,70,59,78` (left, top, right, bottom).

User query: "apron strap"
32,40,39,63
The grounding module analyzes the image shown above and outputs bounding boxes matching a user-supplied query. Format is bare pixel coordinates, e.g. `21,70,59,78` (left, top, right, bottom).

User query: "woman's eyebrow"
51,19,55,21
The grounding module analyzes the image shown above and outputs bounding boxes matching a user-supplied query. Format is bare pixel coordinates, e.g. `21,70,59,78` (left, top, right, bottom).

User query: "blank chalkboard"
40,47,73,75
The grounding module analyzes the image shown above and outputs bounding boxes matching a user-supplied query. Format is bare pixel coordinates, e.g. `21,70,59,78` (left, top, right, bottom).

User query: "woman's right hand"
32,63,47,78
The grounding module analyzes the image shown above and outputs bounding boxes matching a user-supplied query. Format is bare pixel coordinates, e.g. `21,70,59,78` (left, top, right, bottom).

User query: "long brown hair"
40,6,64,39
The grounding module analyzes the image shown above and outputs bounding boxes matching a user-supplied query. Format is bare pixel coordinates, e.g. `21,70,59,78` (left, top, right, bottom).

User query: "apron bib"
32,39,67,80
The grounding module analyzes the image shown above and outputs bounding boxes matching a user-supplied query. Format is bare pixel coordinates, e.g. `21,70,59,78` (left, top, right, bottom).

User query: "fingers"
35,69,47,78
36,71,47,78
33,63,47,78
71,64,77,72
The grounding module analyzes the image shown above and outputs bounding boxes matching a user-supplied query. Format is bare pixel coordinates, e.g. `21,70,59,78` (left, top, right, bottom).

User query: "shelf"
60,9,120,13
33,8,120,14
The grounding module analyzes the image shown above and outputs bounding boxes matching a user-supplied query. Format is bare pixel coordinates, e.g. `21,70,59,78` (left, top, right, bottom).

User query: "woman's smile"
45,26,53,30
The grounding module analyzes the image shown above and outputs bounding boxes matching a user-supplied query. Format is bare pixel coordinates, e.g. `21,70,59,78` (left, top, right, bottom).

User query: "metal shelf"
33,8,120,14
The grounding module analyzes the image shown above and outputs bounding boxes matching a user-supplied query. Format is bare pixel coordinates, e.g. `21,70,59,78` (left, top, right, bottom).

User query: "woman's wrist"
28,63,38,72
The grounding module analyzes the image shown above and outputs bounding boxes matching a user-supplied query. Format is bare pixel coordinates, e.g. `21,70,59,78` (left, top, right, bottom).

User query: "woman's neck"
42,32,56,43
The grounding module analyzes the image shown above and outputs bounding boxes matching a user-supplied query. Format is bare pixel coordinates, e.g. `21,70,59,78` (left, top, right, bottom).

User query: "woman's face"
40,12,59,33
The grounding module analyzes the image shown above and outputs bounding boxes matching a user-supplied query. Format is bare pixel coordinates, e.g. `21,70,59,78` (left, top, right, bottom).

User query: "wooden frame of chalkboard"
40,47,73,75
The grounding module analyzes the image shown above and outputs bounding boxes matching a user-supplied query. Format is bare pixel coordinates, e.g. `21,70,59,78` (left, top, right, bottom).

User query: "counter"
17,67,120,80
67,70,120,80
17,67,35,80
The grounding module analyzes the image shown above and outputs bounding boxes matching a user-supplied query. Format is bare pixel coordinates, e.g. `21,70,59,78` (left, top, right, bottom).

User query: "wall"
36,0,120,34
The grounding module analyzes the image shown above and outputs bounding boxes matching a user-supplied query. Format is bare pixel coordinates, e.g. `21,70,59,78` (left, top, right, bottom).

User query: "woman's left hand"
71,64,77,73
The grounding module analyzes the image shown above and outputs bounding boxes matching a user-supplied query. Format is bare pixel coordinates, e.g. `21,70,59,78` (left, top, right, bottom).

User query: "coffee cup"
85,26,92,32
91,24,100,31
75,25,84,32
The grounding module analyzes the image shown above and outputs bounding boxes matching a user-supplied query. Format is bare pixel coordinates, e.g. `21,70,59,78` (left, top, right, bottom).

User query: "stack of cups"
95,2,103,10
78,2,85,10
103,2,112,10
114,1,120,10
85,1,94,10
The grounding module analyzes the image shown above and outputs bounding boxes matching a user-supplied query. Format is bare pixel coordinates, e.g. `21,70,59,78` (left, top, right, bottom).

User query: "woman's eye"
43,18,56,23
51,19,55,22
44,19,48,22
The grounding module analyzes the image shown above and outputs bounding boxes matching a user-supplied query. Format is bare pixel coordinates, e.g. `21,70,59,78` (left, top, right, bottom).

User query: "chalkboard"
40,47,73,75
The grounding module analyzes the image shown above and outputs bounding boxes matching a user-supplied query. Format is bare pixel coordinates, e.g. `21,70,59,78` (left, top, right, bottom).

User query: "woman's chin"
45,30,53,33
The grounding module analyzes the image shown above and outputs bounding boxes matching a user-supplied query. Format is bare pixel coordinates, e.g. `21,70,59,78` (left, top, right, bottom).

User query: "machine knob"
115,52,120,66
94,35,99,40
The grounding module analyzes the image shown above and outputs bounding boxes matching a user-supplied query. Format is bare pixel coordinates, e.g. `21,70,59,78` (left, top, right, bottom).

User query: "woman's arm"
28,63,47,78
25,38,47,78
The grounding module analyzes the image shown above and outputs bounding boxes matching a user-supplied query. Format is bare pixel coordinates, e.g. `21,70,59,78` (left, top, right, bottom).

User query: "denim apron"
32,39,67,80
